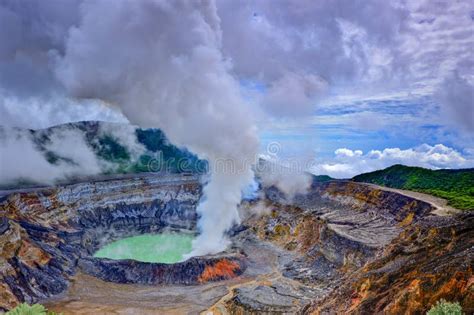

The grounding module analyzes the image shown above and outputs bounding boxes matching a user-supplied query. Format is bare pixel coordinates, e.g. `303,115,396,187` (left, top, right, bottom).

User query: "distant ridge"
352,164,474,210
0,121,206,189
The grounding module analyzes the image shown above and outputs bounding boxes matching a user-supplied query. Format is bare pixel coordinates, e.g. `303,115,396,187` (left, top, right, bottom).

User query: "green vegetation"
352,164,474,210
93,128,206,174
427,299,463,315
96,135,130,161
30,121,207,175
6,303,61,315
135,128,168,152
134,128,207,173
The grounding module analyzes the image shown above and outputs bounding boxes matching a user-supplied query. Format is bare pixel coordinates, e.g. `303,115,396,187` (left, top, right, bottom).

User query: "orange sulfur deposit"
198,259,240,283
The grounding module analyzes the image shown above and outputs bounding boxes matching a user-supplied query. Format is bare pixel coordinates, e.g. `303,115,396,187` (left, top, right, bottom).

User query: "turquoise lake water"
93,233,194,263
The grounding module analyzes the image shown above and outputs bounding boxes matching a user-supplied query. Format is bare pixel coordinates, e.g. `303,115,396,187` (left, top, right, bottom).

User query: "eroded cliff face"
309,213,474,314
0,174,471,314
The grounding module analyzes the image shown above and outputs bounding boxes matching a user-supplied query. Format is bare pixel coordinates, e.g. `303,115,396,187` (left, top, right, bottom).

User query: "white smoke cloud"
0,1,126,129
0,96,127,129
238,200,273,221
44,128,104,174
0,121,186,188
1,0,472,133
53,0,259,256
0,126,102,186
1,0,472,128
257,159,312,201
311,144,474,178
260,170,312,201
250,200,273,216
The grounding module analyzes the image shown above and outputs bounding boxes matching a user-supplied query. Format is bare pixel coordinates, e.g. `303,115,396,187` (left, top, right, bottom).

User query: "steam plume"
257,159,312,201
55,0,259,255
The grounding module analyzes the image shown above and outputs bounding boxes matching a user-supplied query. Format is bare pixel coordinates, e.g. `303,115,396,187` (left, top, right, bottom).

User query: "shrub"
427,299,463,315
6,303,61,315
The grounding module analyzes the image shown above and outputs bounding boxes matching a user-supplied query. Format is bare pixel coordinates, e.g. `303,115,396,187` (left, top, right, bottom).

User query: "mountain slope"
352,164,474,210
0,121,206,189
45,121,205,173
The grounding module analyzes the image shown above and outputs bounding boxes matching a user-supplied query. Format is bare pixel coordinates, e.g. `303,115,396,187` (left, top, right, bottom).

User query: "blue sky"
257,92,473,177
259,94,468,153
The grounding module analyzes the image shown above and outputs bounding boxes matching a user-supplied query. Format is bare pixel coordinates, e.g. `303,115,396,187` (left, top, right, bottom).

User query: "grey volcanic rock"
308,212,474,314
0,217,9,234
260,180,435,265
227,282,314,314
78,253,246,285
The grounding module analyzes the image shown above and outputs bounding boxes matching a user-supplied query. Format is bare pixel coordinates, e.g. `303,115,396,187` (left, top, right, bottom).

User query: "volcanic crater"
0,171,472,314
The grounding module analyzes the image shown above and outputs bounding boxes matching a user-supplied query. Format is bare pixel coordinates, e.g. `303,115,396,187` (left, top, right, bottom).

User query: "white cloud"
218,0,473,142
219,0,473,97
262,72,328,117
335,148,363,158
311,144,474,178
0,126,103,186
435,72,474,133
0,95,127,129
0,0,472,138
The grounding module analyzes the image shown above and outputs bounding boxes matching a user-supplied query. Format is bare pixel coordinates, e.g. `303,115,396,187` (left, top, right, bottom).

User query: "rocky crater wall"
1,174,470,314
0,174,249,310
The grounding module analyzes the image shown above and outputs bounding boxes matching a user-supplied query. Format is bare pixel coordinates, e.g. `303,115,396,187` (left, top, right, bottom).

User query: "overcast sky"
0,0,473,178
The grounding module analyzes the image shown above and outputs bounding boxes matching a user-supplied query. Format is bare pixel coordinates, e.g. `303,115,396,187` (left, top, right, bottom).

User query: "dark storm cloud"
217,0,408,83
217,0,473,121
0,0,80,97
0,0,472,124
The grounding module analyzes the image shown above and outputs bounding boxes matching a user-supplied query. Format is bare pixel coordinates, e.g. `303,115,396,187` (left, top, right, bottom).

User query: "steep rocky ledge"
0,174,472,314
307,213,473,314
